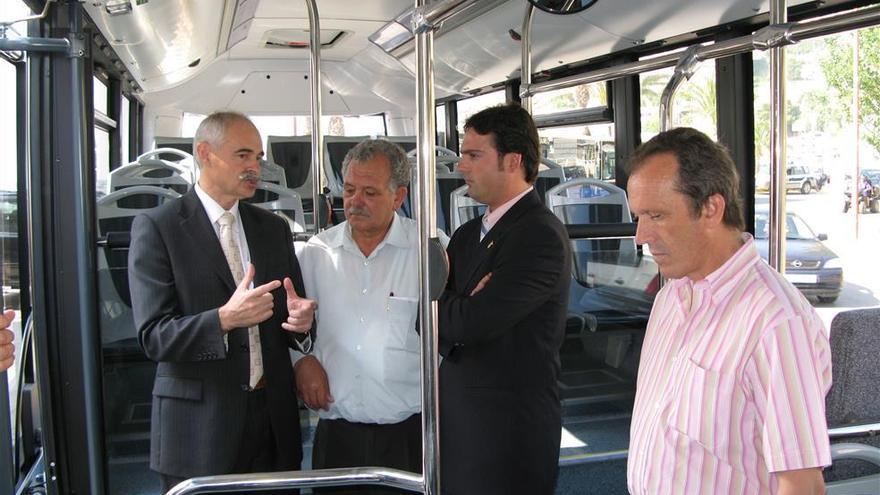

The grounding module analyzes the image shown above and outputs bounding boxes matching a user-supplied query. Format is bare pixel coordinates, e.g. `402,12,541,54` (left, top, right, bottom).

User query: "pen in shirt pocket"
386,291,394,311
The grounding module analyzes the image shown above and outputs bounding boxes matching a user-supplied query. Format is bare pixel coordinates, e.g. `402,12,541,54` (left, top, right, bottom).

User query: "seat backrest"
96,186,181,321
246,182,306,233
385,136,417,155
266,135,314,206
546,178,636,285
824,308,880,483
534,160,566,204
110,155,193,200
324,136,371,196
398,159,463,235
449,184,486,232
151,137,194,162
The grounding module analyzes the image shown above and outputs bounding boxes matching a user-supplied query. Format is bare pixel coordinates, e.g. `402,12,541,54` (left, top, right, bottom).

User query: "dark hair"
342,139,411,191
464,103,540,183
627,127,745,231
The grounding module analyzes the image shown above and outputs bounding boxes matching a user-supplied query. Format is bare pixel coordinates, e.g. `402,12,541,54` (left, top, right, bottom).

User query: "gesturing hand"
282,278,317,334
218,263,281,332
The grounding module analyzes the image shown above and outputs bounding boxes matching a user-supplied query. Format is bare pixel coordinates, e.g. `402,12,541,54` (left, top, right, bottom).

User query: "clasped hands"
219,263,316,334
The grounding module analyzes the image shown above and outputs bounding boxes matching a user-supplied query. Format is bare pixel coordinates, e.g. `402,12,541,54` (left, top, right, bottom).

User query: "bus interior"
1,0,879,493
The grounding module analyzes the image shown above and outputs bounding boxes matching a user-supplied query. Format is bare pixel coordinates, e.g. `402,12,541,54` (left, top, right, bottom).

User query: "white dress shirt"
195,184,251,272
294,214,446,424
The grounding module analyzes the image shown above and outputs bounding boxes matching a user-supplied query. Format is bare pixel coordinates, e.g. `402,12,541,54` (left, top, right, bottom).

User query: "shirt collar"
669,233,760,309
326,212,409,253
483,186,533,231
195,183,240,226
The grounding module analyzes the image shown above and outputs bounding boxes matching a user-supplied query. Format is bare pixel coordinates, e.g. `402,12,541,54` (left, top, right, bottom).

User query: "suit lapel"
178,190,237,292
460,189,542,290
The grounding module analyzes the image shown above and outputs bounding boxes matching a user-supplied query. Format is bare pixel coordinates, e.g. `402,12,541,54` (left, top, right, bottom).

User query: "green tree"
822,27,880,153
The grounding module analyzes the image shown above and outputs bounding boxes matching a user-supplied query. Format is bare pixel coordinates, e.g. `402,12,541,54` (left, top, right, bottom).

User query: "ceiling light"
104,0,133,16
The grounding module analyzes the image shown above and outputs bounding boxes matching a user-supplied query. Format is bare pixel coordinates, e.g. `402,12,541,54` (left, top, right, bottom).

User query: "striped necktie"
218,212,263,390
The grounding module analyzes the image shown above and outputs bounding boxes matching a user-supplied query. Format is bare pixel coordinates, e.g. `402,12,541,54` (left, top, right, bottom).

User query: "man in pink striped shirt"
625,127,831,495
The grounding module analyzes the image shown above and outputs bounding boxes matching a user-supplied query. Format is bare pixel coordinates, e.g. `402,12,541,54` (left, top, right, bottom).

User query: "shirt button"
359,316,365,323
362,289,367,295
356,345,362,351
654,402,661,411
363,261,369,266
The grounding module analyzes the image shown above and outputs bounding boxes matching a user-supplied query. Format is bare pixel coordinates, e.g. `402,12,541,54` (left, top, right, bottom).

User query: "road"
756,179,880,329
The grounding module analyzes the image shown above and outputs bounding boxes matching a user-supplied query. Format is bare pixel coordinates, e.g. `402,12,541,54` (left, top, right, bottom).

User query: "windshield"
754,212,817,240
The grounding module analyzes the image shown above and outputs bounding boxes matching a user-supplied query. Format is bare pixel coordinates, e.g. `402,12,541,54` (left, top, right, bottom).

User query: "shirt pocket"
385,296,419,351
383,296,420,393
664,358,737,461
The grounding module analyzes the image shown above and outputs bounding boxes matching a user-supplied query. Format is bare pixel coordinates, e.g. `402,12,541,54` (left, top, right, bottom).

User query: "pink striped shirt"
627,234,832,495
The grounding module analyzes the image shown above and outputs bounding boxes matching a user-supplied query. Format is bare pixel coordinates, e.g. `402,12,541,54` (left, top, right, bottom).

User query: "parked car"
843,169,880,213
754,209,842,303
755,165,820,194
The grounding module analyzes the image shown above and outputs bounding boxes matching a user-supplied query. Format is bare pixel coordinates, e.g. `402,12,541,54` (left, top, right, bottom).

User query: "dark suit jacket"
438,189,571,495
128,189,308,478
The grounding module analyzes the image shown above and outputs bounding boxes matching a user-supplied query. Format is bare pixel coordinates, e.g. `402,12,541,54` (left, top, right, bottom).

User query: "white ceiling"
82,0,828,117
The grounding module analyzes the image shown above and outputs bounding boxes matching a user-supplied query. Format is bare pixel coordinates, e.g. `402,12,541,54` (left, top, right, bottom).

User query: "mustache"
346,206,370,217
238,171,260,182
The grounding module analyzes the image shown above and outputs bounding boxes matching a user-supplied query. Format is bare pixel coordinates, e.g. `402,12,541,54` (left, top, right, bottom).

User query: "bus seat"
546,178,635,286
534,158,566,204
109,153,192,203
547,178,652,370
435,162,464,235
151,137,194,162
324,135,371,197
824,308,880,493
245,182,307,233
449,184,486,233
398,162,458,235
96,186,181,347
386,136,417,155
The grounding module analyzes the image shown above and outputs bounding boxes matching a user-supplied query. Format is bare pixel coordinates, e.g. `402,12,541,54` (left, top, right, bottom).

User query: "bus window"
121,96,130,164
639,60,717,142
455,90,505,143
538,123,615,180
752,27,880,314
532,81,607,114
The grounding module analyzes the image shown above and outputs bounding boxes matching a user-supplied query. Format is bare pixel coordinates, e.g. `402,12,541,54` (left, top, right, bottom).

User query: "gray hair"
341,139,411,191
192,111,253,168
626,127,745,231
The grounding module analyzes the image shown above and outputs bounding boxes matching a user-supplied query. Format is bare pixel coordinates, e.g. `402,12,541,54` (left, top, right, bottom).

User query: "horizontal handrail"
523,3,880,98
829,422,880,439
166,467,424,495
566,223,637,240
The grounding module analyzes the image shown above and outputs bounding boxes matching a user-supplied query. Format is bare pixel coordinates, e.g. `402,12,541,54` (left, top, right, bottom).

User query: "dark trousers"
312,414,422,495
161,389,295,494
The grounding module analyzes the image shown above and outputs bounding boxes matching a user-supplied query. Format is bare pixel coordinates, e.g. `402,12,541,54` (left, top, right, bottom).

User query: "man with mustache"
294,139,446,494
129,111,316,493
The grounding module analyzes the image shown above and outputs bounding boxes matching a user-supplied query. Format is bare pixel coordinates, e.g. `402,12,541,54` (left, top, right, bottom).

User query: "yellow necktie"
218,212,263,389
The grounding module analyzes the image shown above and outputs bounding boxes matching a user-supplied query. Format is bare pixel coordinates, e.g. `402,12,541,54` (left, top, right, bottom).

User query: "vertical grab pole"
768,0,787,271
414,1,440,493
520,4,535,113
305,0,325,234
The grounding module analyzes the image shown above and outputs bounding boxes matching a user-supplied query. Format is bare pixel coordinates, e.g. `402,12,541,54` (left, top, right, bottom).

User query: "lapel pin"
487,240,494,249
